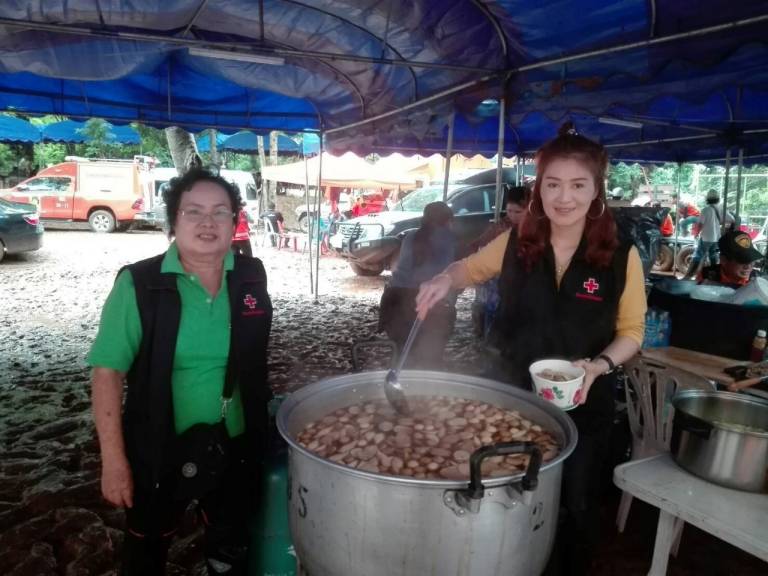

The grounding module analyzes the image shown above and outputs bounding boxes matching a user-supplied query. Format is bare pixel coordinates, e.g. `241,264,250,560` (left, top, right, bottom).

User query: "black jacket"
493,235,630,425
122,253,273,490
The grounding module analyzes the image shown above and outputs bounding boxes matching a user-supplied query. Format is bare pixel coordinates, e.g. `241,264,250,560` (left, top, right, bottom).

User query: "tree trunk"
269,130,279,202
165,127,202,176
209,129,220,173
257,134,268,204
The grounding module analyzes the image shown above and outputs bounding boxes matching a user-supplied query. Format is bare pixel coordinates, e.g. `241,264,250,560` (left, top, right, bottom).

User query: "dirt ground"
0,230,764,575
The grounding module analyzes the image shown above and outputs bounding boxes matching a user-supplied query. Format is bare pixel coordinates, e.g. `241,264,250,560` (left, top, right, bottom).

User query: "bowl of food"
529,359,585,411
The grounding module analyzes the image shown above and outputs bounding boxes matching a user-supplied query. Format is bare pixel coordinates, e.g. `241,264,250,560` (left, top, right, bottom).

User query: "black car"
0,198,44,262
329,182,504,276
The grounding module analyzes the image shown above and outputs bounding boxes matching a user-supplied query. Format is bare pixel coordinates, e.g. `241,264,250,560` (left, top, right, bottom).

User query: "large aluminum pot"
671,390,768,492
276,371,578,576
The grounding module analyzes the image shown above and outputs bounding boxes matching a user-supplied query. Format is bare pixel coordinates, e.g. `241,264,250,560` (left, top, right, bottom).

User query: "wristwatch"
596,354,616,374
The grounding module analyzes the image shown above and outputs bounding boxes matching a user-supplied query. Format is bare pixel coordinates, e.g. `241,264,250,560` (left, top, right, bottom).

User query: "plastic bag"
642,307,671,348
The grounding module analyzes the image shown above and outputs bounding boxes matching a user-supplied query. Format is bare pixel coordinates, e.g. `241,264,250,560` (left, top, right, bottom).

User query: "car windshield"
393,186,446,212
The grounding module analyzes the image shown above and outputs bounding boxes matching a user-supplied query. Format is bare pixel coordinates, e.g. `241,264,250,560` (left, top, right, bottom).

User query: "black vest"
493,235,630,423
122,253,273,489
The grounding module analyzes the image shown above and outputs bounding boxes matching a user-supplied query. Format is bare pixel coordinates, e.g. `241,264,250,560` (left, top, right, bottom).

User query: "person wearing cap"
683,189,735,279
699,229,762,288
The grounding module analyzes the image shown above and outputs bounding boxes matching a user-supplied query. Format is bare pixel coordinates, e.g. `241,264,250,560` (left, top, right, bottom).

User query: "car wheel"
350,262,384,276
653,244,674,271
0,240,5,263
89,209,116,233
675,245,695,272
298,213,311,233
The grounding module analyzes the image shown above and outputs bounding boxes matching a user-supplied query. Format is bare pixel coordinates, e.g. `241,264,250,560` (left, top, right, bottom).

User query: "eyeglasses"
178,208,235,223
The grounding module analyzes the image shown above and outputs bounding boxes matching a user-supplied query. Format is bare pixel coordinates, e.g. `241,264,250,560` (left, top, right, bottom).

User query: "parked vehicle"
329,183,501,276
0,156,155,233
0,198,44,262
295,190,387,232
136,167,258,231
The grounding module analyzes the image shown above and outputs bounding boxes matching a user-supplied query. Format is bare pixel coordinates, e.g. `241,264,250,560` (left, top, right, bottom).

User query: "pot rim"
276,370,578,488
672,389,768,438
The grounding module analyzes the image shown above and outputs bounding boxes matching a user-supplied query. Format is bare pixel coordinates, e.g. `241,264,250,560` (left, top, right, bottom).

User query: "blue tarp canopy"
0,115,41,143
41,120,141,144
0,2,765,162
198,130,321,155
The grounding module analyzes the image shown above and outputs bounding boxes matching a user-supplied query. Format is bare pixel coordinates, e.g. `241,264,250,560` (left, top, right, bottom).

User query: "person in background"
683,189,735,279
467,186,528,336
651,202,674,237
89,169,273,575
259,202,286,247
416,123,646,576
378,201,457,368
699,229,762,288
466,185,528,254
231,208,252,256
675,195,701,236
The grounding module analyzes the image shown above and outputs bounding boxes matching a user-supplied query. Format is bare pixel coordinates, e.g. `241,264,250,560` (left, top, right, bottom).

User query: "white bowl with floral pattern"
529,359,585,411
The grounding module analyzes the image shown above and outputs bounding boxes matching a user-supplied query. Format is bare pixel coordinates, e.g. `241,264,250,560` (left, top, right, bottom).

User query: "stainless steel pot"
671,390,768,492
276,371,578,576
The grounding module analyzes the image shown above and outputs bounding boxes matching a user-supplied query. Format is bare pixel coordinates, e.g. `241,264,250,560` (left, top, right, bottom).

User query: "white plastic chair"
617,357,716,554
260,217,281,247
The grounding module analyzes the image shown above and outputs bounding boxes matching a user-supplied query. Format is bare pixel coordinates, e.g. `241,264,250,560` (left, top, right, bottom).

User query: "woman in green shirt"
90,169,272,575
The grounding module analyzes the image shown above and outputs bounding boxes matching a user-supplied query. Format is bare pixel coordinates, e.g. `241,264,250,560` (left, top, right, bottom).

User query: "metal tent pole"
494,97,506,223
304,149,314,294
672,162,682,274
721,148,732,236
734,147,745,220
442,111,455,201
313,133,324,303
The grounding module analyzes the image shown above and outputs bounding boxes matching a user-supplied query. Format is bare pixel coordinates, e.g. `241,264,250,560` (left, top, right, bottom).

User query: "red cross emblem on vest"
583,278,600,294
243,294,258,309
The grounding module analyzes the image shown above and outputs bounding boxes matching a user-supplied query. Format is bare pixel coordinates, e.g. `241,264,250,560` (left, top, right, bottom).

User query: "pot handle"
466,441,542,501
675,409,713,439
350,339,398,372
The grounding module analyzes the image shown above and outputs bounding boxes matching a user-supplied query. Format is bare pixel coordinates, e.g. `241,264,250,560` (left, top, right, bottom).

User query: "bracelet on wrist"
596,353,616,374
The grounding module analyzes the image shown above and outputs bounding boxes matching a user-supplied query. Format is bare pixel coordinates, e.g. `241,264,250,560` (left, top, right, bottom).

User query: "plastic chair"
617,356,716,553
260,217,280,247
301,216,330,255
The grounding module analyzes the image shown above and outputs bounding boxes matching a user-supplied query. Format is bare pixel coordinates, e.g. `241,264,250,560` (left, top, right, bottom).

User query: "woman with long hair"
378,201,457,368
416,123,646,575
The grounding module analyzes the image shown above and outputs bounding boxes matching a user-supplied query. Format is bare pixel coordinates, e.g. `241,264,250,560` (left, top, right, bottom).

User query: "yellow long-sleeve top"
449,230,647,346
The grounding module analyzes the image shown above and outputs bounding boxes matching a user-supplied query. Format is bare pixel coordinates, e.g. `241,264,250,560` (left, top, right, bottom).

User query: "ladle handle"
392,317,422,375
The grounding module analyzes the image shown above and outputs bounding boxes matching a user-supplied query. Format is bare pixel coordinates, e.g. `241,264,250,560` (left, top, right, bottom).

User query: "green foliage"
34,143,67,168
0,143,16,176
132,123,173,166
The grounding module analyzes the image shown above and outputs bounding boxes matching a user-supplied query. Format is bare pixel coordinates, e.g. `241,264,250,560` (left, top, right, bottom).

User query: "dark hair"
505,185,528,207
518,122,618,270
412,201,453,267
163,168,242,237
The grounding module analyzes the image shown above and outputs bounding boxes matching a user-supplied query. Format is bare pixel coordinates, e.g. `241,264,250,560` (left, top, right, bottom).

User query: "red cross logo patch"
242,293,266,316
583,278,600,294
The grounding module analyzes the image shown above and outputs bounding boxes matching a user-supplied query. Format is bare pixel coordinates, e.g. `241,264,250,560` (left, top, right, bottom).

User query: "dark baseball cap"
719,230,763,264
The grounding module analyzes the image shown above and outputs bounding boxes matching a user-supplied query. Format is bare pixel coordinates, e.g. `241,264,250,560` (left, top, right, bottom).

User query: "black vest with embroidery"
121,253,273,490
492,235,630,421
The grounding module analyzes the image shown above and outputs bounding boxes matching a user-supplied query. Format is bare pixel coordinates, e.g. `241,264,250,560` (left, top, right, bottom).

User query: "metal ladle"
384,317,422,415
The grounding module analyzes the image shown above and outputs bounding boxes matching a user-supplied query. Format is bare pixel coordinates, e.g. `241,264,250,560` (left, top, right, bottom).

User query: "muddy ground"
0,230,763,575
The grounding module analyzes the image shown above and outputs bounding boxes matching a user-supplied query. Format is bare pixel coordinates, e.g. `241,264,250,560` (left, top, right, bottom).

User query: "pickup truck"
329,182,498,276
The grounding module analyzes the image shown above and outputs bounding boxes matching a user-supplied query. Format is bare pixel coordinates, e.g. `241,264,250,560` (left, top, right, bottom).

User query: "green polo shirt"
88,243,245,437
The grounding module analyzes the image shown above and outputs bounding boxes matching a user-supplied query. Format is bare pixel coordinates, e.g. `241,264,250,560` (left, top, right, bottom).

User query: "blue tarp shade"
195,132,229,153
41,120,141,144
222,132,301,155
0,2,765,162
0,115,40,143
